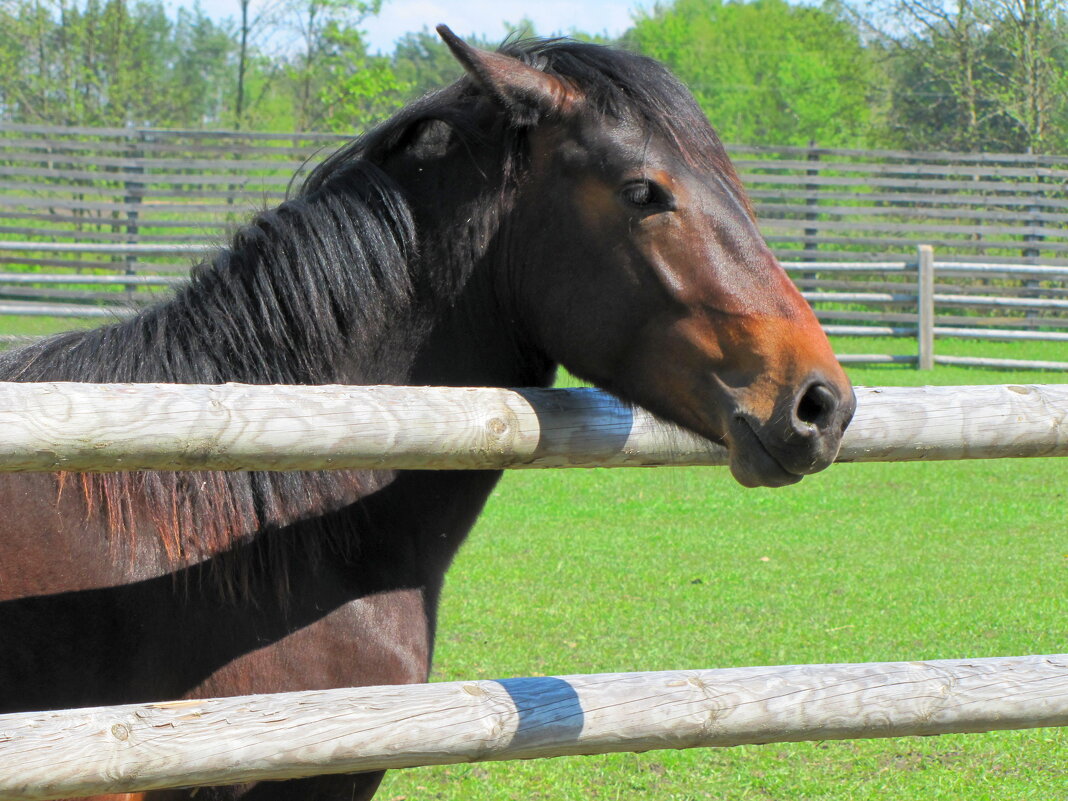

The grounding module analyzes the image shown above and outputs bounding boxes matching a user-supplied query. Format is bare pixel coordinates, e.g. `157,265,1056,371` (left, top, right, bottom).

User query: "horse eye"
620,180,674,212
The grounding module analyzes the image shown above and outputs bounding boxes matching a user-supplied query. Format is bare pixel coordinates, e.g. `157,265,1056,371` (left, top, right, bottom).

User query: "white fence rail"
0,382,1065,472
2,244,1066,371
2,654,1066,800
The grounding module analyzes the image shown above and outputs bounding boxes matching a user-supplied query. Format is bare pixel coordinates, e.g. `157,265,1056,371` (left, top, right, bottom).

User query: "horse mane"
0,159,418,567
0,37,748,578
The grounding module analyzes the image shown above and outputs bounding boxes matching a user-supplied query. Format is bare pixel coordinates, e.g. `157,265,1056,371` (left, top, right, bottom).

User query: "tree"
861,0,995,151
234,0,276,129
980,0,1068,152
390,22,550,103
391,27,464,99
316,20,407,132
625,0,874,147
268,0,381,130
0,0,235,127
852,0,1068,152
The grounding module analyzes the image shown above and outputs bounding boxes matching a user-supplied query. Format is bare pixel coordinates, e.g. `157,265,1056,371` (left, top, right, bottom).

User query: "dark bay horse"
0,28,854,801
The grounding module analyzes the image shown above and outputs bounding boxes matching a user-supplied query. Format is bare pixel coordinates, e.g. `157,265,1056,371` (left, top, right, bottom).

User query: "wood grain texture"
933,326,1068,342
762,216,1068,239
0,302,131,318
836,354,919,364
0,655,1065,800
730,141,1068,166
0,383,1065,472
761,202,1068,225
781,261,912,272
0,273,182,286
933,261,1068,277
755,187,1068,212
769,233,1067,253
802,291,919,304
822,325,915,338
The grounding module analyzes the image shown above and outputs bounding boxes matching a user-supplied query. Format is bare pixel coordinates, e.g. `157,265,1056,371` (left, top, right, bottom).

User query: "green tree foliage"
862,0,1068,153
270,0,381,130
0,0,235,127
317,20,407,132
1,0,1065,153
390,22,544,102
972,0,1068,152
391,27,465,99
626,0,874,146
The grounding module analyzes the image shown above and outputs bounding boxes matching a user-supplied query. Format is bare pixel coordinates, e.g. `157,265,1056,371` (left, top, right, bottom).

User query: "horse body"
0,30,854,801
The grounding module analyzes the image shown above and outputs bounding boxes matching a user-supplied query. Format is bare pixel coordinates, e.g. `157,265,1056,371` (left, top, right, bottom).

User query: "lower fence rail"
1,655,1066,800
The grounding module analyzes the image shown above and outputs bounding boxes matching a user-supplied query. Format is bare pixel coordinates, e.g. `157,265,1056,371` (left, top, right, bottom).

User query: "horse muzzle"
725,378,856,488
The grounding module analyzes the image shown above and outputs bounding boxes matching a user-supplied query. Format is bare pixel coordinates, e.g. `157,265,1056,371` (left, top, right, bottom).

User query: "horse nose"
790,378,856,441
794,381,840,434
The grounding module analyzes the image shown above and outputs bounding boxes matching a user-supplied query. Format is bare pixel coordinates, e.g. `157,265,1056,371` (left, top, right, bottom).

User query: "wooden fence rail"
0,382,1065,472
0,244,1065,369
0,380,1065,797
1,654,1066,800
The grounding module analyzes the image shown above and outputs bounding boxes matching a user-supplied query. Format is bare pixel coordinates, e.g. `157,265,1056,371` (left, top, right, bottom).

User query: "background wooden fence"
785,249,1068,371
1,125,1066,367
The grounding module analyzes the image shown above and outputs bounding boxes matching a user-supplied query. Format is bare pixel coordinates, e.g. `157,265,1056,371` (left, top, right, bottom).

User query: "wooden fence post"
803,141,820,273
123,130,146,295
1024,159,1044,317
917,244,935,370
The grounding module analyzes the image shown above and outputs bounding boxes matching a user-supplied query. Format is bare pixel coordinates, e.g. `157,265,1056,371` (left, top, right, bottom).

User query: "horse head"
439,27,855,487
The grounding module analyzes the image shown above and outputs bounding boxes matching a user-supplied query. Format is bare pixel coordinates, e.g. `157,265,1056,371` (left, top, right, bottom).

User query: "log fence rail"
3,655,1066,801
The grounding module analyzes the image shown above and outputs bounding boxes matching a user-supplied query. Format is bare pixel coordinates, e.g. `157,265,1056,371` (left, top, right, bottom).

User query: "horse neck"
383,137,556,390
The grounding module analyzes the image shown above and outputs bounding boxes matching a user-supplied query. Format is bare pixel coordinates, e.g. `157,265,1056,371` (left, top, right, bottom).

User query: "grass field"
377,351,1068,800
1,315,1065,798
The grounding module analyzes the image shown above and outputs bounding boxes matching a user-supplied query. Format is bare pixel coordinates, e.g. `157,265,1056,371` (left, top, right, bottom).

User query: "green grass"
0,315,102,338
378,358,1068,800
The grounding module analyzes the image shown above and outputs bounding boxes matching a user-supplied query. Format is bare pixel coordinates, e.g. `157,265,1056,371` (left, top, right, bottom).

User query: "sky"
189,0,645,54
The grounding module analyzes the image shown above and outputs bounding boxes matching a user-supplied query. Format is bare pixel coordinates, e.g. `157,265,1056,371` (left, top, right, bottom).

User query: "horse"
0,27,855,801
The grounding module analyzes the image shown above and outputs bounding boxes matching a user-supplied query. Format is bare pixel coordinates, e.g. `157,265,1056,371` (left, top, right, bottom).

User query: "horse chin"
725,416,805,489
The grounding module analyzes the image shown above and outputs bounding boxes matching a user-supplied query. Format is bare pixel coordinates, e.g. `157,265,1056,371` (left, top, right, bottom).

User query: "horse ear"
436,24,569,119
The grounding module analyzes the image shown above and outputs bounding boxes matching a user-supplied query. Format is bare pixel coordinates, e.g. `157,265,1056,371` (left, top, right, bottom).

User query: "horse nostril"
794,382,838,432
